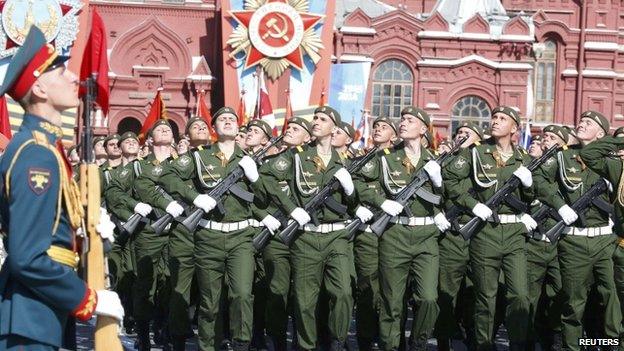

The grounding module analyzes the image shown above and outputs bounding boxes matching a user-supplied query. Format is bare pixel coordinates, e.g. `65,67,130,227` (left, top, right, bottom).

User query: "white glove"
355,206,374,223
423,160,443,188
165,201,185,218
95,290,124,321
238,155,259,183
557,204,578,226
290,207,311,226
261,215,281,233
434,212,451,232
520,213,538,232
604,179,614,193
333,167,355,196
381,200,404,216
513,166,533,188
193,194,217,213
96,208,116,244
134,202,153,217
472,203,493,221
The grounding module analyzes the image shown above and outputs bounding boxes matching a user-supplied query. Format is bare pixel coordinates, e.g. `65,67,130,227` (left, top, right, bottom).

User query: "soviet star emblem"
227,0,324,80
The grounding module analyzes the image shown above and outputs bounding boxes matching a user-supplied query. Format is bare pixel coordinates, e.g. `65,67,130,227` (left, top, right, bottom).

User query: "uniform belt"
491,214,524,224
47,245,79,269
563,224,613,237
248,219,262,228
390,216,434,226
198,219,250,232
303,222,347,233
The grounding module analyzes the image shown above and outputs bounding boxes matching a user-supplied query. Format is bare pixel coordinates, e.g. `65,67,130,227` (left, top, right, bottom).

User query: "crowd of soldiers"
56,100,624,351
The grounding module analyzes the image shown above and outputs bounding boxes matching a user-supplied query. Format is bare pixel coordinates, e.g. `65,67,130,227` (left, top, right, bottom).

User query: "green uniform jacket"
580,136,624,234
134,154,178,213
105,160,142,221
444,139,534,214
537,145,610,227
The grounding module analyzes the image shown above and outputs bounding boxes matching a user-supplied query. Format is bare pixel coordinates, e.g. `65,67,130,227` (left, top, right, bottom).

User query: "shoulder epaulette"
31,131,50,146
383,148,391,155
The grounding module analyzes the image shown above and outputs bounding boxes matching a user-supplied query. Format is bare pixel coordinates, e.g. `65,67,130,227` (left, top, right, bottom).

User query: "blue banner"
328,62,371,128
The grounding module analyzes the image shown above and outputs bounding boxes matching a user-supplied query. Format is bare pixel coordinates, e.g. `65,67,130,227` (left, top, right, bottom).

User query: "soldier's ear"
597,130,605,139
30,80,48,101
511,123,518,135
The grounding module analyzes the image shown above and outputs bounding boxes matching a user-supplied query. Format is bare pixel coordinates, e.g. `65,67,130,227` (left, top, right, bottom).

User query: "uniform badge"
274,157,289,172
152,166,163,176
28,168,51,195
362,161,375,174
483,164,493,170
567,166,578,173
391,170,402,177
178,155,191,168
454,156,468,170
119,168,130,179
544,158,555,168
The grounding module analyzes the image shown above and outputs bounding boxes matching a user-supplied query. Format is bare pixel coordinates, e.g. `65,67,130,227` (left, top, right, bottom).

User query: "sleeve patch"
272,156,291,172
28,168,52,195
453,156,468,170
177,155,192,169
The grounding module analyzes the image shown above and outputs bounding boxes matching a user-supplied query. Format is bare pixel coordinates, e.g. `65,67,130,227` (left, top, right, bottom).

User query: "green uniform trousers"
133,228,170,323
354,231,381,350
378,224,439,351
558,234,621,351
469,222,529,349
435,231,474,342
291,229,353,350
262,239,292,351
168,223,196,338
526,238,562,348
195,227,255,351
108,239,136,328
252,251,267,343
613,240,624,330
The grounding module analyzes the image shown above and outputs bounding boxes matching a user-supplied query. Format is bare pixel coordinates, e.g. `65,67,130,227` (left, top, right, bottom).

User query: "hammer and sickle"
262,14,289,42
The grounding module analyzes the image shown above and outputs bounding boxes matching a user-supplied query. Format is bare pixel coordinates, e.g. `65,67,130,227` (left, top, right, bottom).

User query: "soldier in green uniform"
527,134,543,158
236,124,249,150
257,117,312,351
259,106,358,350
614,127,624,139
103,134,122,169
331,121,355,159
93,135,108,166
167,117,210,350
159,107,265,351
351,116,397,351
445,106,536,351
527,125,567,351
435,121,484,351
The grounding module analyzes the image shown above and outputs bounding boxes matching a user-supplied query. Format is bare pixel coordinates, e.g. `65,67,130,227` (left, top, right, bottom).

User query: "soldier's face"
373,122,396,144
399,114,427,140
36,66,80,110
246,126,269,147
331,128,352,148
177,139,189,154
215,114,238,137
284,124,310,146
456,127,480,148
121,138,139,155
69,150,80,165
528,142,543,158
312,113,335,138
105,139,121,157
189,121,209,142
576,117,605,142
94,140,106,157
151,125,173,145
542,132,564,149
235,133,247,148
490,113,517,137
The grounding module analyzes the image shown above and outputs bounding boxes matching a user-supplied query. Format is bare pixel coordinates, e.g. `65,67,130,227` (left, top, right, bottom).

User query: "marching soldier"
159,107,265,351
93,135,108,166
260,106,357,350
0,27,123,349
167,116,209,350
103,134,122,169
331,121,356,158
527,134,543,158
257,117,312,351
445,106,536,351
236,124,249,150
436,121,484,351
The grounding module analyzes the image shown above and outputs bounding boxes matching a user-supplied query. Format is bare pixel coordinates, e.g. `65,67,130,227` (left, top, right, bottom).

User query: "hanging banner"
328,62,371,128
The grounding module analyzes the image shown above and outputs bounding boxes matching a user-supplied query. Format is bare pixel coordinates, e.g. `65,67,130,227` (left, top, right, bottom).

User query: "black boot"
232,340,251,351
171,336,186,351
136,321,151,351
408,337,428,351
330,339,344,351
437,338,451,351
550,333,563,351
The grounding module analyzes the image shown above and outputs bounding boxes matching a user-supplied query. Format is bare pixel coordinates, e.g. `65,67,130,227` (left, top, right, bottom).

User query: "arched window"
372,59,413,119
117,117,142,135
534,40,557,122
450,96,491,133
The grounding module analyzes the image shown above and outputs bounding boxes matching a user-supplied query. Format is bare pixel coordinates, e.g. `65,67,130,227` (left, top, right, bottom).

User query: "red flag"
197,90,216,142
79,9,110,116
139,89,166,143
0,96,11,140
282,89,293,135
435,131,444,150
254,72,276,135
237,90,247,126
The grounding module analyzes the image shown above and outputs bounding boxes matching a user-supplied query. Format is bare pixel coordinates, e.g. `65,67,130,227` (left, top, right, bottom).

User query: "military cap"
213,107,238,126
67,145,78,155
562,125,579,143
287,117,312,136
456,121,484,140
401,106,430,127
531,134,543,143
92,136,106,146
104,134,120,146
543,125,568,143
580,110,610,134
614,126,624,138
338,121,356,140
373,116,398,135
491,106,521,126
120,131,138,142
314,105,341,125
248,119,272,139
185,116,207,134
149,119,172,136
238,125,248,134
0,27,70,100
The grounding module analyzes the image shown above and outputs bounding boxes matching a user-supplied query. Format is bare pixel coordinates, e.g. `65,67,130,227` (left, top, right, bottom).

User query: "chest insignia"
390,170,402,178
275,158,289,172
483,163,493,170
567,166,578,174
